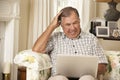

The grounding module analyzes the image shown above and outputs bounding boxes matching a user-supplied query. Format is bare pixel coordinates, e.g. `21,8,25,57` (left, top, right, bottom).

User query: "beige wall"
19,0,30,51
96,3,120,18
96,3,108,17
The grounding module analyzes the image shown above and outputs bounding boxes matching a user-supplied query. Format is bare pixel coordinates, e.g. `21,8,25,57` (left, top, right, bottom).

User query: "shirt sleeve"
45,32,59,54
91,35,108,64
45,35,54,54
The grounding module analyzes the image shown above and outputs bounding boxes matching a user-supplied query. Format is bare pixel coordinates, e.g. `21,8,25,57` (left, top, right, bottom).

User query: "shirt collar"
62,31,84,40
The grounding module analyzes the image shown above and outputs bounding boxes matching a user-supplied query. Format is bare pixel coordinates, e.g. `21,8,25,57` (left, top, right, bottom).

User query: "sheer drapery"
27,0,96,48
28,0,57,48
81,0,96,32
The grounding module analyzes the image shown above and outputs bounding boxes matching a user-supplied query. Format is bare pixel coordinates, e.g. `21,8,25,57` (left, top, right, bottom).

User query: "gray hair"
58,7,79,20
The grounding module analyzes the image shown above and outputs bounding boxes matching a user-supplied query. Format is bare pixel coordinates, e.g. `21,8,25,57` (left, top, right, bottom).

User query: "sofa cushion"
104,50,120,80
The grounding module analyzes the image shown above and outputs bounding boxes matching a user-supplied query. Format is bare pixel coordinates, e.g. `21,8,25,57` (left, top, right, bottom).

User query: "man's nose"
70,24,75,30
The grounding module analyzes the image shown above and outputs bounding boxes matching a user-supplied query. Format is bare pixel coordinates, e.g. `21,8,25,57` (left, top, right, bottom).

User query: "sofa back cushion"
104,50,120,80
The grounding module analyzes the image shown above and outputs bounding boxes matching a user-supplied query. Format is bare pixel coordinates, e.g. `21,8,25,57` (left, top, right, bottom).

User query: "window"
57,0,82,18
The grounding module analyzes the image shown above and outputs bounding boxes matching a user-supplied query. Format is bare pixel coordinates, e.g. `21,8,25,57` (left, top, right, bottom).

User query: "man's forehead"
61,17,79,22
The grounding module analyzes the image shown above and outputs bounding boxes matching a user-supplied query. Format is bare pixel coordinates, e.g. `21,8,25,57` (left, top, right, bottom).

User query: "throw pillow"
104,50,120,80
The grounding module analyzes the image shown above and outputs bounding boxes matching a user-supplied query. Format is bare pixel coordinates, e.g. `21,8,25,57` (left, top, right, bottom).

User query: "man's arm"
32,11,62,53
98,63,107,76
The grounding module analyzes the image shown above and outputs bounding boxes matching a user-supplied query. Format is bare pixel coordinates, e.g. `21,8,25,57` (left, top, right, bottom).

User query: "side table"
17,67,26,80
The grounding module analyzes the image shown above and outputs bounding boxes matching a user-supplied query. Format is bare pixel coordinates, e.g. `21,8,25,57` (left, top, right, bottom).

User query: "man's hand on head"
49,11,63,29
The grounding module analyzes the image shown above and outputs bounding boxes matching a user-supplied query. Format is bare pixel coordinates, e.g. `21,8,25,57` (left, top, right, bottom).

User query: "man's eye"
66,24,71,26
73,22,79,25
73,23,77,25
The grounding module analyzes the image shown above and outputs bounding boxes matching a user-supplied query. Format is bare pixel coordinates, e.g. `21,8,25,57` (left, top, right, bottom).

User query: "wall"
96,3,108,18
19,0,30,51
0,0,20,79
96,3,120,18
0,22,5,80
96,3,120,51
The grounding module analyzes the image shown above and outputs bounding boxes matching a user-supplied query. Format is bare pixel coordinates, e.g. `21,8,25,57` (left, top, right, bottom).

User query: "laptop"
56,54,98,78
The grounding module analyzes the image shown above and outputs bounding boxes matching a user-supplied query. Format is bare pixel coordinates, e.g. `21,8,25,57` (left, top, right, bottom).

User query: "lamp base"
2,73,10,80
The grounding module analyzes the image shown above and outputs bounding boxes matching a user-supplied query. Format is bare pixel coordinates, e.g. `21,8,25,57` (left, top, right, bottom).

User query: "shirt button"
75,51,77,54
73,45,75,47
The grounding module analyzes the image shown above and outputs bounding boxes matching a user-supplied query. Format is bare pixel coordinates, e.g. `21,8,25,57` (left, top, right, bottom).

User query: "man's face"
61,12,81,39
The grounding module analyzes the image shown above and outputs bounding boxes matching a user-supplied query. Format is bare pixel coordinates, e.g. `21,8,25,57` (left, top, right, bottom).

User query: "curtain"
81,0,96,32
27,0,96,48
28,0,57,48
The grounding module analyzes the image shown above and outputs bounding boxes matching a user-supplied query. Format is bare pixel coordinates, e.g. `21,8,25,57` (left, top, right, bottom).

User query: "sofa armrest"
14,49,52,80
18,67,26,80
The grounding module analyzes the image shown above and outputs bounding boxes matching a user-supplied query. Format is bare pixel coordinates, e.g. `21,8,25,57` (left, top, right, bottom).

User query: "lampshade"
94,0,120,21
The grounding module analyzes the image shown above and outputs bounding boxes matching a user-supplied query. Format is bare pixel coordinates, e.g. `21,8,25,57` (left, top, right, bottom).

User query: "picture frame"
90,21,101,36
107,21,118,28
90,19,106,36
107,21,118,37
112,29,120,38
96,26,110,38
90,19,120,40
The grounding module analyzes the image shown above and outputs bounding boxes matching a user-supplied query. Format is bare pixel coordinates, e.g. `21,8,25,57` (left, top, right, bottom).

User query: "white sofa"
14,50,120,80
14,50,52,80
103,50,120,80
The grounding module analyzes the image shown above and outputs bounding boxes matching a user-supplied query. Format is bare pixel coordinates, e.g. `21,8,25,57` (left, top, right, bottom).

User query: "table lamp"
94,0,120,21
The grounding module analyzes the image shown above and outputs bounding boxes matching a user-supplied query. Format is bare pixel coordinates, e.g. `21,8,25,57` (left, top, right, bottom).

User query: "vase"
104,1,120,21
